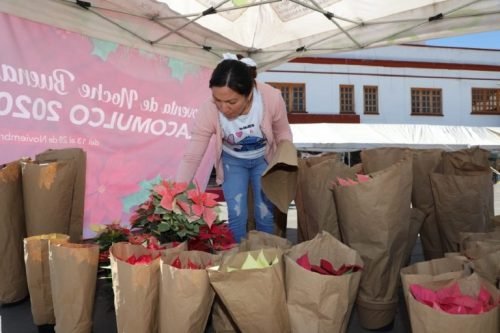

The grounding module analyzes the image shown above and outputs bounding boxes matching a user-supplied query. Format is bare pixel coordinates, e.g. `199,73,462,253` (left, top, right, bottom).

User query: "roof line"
400,43,500,52
290,57,500,72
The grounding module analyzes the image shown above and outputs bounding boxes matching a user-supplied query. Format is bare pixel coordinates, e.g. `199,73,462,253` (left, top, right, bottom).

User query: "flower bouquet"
188,223,236,253
130,180,222,244
91,220,131,266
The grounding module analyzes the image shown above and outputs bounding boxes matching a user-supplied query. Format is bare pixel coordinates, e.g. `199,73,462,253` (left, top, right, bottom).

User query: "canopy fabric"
1,0,500,70
291,123,500,152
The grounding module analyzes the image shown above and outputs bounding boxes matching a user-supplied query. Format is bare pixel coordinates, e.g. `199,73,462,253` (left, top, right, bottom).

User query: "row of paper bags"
0,148,86,304
23,230,365,333
24,229,500,333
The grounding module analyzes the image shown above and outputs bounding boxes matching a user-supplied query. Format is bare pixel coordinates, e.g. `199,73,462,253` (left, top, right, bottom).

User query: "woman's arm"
175,102,216,182
270,88,293,143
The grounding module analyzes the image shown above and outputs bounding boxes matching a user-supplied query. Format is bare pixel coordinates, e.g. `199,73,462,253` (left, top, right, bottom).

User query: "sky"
424,30,500,49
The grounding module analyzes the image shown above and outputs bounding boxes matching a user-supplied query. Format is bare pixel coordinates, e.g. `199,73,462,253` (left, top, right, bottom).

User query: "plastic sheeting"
291,124,500,152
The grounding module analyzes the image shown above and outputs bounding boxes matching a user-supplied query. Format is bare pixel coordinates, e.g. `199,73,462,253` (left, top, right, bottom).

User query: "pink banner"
0,13,215,238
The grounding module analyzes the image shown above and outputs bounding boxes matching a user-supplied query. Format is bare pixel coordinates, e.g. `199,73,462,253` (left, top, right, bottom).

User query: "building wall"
259,45,500,127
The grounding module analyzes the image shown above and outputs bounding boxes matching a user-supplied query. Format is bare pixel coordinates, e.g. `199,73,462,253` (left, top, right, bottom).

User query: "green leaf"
157,222,170,232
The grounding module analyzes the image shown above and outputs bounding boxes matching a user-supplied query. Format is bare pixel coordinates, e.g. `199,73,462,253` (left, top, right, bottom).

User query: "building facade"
259,44,500,127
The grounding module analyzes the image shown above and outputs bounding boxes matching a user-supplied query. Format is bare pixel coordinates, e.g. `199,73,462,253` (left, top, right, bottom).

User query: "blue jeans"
221,151,275,243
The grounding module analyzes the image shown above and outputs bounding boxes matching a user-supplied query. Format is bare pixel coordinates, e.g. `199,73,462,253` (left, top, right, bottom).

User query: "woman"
176,58,293,242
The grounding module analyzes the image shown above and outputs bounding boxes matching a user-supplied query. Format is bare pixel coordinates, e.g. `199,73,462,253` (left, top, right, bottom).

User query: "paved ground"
1,183,498,333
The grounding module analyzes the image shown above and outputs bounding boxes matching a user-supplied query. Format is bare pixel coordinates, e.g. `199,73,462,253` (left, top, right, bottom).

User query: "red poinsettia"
128,233,165,250
91,221,131,263
296,253,362,276
126,253,160,265
410,282,498,314
170,256,209,270
188,223,236,253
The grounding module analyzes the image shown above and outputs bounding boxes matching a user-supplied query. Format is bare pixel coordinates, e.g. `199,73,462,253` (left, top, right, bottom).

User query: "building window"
364,86,379,114
411,88,442,115
267,82,306,113
340,85,355,114
472,88,500,114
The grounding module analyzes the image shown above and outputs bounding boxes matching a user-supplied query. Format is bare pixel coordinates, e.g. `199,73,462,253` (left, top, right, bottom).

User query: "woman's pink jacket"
176,81,293,185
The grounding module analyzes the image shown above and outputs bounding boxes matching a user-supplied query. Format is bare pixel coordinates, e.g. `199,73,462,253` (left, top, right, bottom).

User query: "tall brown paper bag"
208,248,290,333
0,161,28,304
333,156,412,329
286,231,363,333
159,250,221,333
110,242,161,333
411,149,444,260
49,243,99,333
24,233,70,325
430,172,493,253
22,160,76,237
295,154,356,242
36,148,87,242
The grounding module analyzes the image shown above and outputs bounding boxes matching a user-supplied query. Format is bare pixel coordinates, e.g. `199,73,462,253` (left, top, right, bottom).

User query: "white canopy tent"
291,123,500,152
2,1,500,154
1,0,500,69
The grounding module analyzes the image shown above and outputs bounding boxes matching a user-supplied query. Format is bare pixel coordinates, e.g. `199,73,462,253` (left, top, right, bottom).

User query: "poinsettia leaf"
296,253,312,271
311,264,330,275
320,259,335,275
157,222,170,233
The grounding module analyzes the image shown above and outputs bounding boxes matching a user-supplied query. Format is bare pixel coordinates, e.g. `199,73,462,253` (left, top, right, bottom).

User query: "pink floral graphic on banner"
85,151,143,227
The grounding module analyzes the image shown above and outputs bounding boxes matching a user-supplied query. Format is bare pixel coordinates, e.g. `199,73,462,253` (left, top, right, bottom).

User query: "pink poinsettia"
186,186,219,227
155,180,188,211
129,179,223,243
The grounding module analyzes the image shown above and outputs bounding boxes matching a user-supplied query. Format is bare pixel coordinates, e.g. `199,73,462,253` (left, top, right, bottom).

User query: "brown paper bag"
333,157,412,329
295,153,339,242
0,161,28,304
492,215,500,228
470,248,500,288
36,148,86,242
49,243,99,333
411,149,444,260
159,250,221,333
407,274,499,333
459,231,500,288
460,230,500,251
208,248,290,333
430,172,494,253
285,231,363,333
22,160,77,237
440,147,491,175
295,155,356,242
110,242,161,333
400,256,469,308
210,247,241,333
405,208,425,264
361,147,411,174
261,140,298,214
24,233,70,325
239,230,292,251
211,296,240,333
